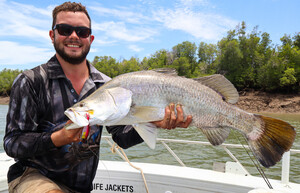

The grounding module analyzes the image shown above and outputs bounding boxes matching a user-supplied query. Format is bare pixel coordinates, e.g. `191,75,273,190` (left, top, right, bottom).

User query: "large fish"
64,70,296,168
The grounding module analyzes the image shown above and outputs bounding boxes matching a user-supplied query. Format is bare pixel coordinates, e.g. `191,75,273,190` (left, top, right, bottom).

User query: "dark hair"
52,2,91,29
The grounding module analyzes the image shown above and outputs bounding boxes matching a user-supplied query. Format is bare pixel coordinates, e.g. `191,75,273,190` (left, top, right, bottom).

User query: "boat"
1,136,299,193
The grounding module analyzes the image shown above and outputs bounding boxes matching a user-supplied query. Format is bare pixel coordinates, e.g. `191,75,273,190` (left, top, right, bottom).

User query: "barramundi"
64,70,296,168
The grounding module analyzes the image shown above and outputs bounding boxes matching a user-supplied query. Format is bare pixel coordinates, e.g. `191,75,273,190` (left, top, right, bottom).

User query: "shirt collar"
46,55,111,83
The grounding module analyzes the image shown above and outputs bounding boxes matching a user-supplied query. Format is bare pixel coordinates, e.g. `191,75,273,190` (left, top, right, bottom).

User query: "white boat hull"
94,160,299,193
1,152,299,193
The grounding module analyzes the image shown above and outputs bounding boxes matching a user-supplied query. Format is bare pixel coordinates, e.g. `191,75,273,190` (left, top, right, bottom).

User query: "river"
0,104,299,184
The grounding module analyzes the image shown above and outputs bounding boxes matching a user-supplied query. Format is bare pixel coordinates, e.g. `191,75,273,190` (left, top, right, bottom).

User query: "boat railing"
102,136,300,185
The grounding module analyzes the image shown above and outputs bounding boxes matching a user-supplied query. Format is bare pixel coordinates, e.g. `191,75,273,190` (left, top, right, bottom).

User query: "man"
3,2,192,193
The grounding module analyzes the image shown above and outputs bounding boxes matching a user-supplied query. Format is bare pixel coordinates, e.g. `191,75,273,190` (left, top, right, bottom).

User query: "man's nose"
69,30,79,39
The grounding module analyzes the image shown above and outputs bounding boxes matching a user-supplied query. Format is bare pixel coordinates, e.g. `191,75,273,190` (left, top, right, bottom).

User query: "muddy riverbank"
1,91,300,113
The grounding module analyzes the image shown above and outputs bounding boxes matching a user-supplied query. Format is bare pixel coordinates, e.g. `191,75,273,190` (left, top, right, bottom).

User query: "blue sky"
0,0,299,70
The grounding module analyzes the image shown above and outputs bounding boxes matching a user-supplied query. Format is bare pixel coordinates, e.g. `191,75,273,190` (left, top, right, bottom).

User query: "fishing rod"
234,132,273,189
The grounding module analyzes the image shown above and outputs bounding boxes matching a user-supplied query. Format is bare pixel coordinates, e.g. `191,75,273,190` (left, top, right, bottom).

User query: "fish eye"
79,103,85,107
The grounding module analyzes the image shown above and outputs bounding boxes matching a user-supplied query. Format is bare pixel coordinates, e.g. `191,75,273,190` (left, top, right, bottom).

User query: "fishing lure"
81,113,90,142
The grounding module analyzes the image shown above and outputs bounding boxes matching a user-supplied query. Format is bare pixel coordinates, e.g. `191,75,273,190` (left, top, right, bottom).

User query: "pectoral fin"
131,106,164,122
133,123,158,149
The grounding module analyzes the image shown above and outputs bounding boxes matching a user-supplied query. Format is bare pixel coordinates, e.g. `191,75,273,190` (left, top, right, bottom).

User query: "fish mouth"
64,108,89,127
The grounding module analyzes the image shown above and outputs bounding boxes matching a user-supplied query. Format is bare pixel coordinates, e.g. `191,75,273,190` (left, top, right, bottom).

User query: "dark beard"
54,38,90,65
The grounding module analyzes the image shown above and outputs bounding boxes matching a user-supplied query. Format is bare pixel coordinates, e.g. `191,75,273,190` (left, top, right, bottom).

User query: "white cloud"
89,3,158,44
178,0,210,8
89,5,151,24
153,6,237,41
93,21,156,42
0,0,52,41
128,45,143,52
0,41,54,65
89,48,98,53
0,0,239,67
90,0,237,43
10,1,52,17
93,38,117,46
0,1,54,67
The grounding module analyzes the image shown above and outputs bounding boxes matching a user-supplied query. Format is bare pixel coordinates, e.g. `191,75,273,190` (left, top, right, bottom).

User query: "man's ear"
90,35,95,44
49,30,54,43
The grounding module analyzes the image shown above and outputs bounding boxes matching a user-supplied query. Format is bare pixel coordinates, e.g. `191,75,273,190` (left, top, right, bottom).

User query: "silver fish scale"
66,70,295,168
101,71,257,134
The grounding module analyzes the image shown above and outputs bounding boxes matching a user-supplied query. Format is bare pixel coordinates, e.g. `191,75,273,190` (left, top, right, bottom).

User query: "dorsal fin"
194,74,239,104
152,68,178,76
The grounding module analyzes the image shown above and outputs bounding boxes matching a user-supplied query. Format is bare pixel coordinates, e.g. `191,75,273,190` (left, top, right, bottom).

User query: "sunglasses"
53,24,92,38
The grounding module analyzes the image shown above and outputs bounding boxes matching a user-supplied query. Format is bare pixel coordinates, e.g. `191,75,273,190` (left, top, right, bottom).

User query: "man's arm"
50,121,84,147
107,125,144,149
4,74,57,158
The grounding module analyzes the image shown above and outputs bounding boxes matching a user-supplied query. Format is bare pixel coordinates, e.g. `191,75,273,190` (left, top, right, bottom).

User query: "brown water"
1,105,299,184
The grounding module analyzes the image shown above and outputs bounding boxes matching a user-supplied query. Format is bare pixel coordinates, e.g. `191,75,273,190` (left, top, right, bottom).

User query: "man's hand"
152,103,192,130
51,120,83,147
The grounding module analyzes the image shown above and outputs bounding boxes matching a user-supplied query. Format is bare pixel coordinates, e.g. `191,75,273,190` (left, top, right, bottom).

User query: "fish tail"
247,115,296,168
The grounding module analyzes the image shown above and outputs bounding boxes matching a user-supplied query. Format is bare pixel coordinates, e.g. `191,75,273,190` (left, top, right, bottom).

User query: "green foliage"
257,55,285,91
277,35,300,92
92,56,120,77
280,68,297,87
197,42,217,74
120,57,141,74
170,57,191,77
293,32,300,48
145,49,171,69
92,56,143,78
214,22,299,92
172,41,198,75
91,24,299,92
0,69,22,95
1,22,299,95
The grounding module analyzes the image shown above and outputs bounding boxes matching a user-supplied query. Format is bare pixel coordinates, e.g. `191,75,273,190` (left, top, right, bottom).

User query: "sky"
0,0,299,71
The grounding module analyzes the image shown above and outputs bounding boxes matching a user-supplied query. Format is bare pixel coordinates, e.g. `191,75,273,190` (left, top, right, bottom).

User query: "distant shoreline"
1,91,300,114
236,90,300,114
0,96,9,105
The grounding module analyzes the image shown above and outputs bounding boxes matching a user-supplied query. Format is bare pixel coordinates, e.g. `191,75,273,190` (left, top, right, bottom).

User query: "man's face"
50,11,94,64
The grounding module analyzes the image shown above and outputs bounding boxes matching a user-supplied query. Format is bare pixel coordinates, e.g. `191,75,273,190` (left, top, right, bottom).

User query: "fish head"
64,87,133,128
64,100,95,128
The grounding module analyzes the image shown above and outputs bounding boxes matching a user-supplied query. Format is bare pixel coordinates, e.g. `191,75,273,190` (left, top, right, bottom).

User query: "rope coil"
111,143,150,193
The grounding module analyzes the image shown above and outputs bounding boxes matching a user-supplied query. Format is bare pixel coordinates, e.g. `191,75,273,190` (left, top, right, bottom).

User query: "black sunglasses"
53,24,92,38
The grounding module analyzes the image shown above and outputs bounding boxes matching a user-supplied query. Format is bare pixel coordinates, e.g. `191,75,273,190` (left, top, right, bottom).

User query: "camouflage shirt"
4,56,143,192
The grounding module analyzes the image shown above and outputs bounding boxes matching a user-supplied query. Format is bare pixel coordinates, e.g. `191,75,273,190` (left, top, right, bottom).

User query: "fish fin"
133,123,158,149
200,127,231,145
131,106,163,122
247,115,296,168
152,68,178,76
194,74,239,104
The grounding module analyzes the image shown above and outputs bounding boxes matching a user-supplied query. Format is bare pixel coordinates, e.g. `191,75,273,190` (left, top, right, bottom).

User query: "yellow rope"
111,143,150,193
